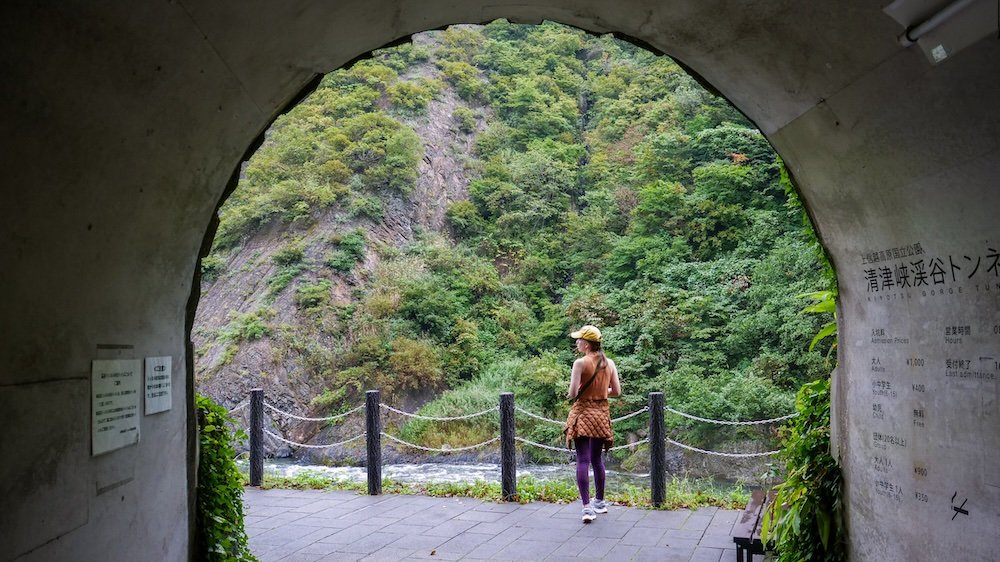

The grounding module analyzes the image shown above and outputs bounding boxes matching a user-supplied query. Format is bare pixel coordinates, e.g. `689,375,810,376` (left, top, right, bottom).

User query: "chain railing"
264,429,366,449
265,401,364,422
664,405,798,426
233,388,795,505
612,406,650,423
380,403,497,421
514,436,572,453
610,437,649,452
664,437,782,458
228,400,249,414
514,404,650,425
514,405,563,425
381,432,500,453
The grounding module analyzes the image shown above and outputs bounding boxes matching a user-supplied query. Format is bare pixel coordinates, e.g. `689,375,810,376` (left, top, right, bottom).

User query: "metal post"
500,392,516,501
366,389,382,495
249,388,263,487
649,392,666,506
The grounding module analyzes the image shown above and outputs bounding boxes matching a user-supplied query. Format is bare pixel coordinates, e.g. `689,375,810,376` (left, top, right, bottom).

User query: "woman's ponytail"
591,340,606,372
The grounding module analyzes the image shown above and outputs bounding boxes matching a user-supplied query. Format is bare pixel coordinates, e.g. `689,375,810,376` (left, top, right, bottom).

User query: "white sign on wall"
144,356,172,415
91,359,141,456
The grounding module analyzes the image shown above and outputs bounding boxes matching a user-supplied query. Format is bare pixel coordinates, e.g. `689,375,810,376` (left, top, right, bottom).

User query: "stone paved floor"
245,488,757,561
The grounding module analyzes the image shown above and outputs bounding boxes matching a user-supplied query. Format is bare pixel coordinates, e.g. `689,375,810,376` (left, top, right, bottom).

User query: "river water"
239,458,652,488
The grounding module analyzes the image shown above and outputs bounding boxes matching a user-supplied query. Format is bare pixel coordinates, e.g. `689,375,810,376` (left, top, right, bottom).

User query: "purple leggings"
574,437,606,505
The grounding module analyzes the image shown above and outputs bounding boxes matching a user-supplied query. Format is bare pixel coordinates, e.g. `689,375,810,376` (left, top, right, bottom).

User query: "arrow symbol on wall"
950,492,969,520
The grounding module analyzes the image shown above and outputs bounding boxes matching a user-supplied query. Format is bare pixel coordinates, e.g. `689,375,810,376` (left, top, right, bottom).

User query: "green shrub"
218,309,273,343
388,337,445,391
219,343,239,366
310,387,346,410
349,60,398,89
453,107,477,133
266,241,307,298
382,128,423,193
374,42,430,71
437,27,487,62
266,264,304,298
325,229,367,272
439,60,484,101
445,200,485,238
201,253,226,281
387,80,437,115
195,394,256,561
474,121,513,156
337,229,366,258
325,251,356,273
762,378,845,561
689,123,773,166
397,362,511,447
295,279,332,311
348,195,384,220
272,241,305,266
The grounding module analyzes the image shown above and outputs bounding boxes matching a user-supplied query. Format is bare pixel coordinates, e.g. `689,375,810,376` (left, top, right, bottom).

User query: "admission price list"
865,321,999,518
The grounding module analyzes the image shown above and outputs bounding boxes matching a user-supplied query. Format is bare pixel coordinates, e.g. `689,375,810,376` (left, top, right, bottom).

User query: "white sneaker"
592,499,608,514
582,506,596,523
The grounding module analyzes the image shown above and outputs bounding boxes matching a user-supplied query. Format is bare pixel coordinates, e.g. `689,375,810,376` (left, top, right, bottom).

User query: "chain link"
611,407,649,423
514,406,564,426
381,432,499,452
264,401,364,422
515,436,646,453
379,403,497,422
608,437,649,451
514,436,574,453
263,429,366,449
516,405,649,426
664,406,798,426
665,437,782,458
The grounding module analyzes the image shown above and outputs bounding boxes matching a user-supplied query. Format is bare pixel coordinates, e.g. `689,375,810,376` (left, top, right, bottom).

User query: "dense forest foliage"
197,21,834,463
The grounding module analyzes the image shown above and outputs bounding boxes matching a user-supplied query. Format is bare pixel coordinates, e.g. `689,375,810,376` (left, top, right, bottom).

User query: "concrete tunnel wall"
0,1,997,560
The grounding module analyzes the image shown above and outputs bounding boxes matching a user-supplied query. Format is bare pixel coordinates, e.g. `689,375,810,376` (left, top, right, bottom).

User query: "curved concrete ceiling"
2,1,998,560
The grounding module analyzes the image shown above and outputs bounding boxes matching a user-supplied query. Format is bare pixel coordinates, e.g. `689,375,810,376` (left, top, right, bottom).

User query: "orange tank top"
578,354,611,401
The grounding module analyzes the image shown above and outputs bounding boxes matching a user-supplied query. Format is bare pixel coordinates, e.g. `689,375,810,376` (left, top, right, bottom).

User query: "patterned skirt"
564,398,613,450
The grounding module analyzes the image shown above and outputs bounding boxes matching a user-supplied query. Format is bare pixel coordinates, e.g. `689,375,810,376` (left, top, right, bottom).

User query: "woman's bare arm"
608,359,621,397
567,358,585,399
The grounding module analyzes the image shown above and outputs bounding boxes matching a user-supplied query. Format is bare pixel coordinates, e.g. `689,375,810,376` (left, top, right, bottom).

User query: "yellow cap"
570,325,602,342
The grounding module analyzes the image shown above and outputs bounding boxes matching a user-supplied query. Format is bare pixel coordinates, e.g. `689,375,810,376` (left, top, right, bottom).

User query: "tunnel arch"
2,2,998,561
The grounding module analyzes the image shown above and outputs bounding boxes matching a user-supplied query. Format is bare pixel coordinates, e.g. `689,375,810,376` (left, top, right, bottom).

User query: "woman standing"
564,325,622,523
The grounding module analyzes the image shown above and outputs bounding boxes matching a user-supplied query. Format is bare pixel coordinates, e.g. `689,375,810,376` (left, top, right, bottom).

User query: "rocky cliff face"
193,32,486,457
407,34,483,233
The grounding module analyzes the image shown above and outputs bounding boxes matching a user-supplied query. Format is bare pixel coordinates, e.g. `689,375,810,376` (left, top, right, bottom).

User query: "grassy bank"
248,471,749,510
